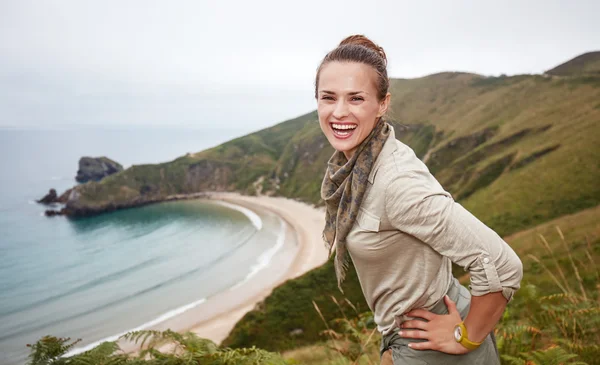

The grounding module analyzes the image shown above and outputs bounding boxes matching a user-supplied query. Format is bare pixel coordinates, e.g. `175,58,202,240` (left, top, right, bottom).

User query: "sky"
1,0,599,132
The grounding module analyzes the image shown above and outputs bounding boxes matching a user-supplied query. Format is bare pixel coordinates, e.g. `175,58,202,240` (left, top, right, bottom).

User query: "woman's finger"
408,341,435,351
398,329,429,340
400,319,429,330
405,309,436,321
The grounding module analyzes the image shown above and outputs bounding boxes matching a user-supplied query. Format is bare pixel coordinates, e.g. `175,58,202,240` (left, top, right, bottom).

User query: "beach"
188,193,329,343
119,192,329,353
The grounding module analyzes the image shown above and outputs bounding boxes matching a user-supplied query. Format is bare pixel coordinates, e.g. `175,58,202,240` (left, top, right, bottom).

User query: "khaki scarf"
321,119,391,292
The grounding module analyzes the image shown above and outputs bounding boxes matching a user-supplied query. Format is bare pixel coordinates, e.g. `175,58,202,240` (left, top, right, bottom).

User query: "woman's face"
317,61,390,159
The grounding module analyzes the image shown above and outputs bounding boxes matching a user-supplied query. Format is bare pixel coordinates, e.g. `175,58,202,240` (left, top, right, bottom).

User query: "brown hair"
314,34,389,101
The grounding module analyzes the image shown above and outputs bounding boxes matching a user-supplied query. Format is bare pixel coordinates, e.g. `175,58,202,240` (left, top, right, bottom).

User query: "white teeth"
331,123,357,130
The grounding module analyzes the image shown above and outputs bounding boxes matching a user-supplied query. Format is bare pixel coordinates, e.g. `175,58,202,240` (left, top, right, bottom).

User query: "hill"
546,51,600,76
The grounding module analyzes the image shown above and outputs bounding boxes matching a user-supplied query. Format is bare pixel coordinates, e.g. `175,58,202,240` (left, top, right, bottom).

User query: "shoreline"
106,192,329,355
183,192,329,343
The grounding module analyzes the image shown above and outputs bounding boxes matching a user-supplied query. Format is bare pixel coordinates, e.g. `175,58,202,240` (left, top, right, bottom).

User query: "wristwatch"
453,322,483,350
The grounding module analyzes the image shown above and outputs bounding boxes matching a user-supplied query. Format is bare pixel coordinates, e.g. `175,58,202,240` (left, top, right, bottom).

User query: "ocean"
0,127,293,364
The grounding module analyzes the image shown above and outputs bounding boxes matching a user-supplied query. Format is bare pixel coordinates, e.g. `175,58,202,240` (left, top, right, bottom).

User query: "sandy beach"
186,193,329,343
117,192,329,354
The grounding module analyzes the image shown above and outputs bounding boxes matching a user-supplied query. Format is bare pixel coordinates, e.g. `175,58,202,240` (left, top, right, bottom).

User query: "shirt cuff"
469,253,517,302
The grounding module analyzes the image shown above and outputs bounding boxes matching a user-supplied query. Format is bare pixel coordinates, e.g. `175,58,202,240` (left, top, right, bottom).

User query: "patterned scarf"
321,118,391,292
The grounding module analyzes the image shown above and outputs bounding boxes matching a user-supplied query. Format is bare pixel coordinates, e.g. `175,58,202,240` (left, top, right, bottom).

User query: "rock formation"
37,188,72,205
76,157,123,183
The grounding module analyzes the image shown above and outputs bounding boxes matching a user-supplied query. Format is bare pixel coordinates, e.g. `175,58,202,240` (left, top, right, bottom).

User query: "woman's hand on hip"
397,295,471,355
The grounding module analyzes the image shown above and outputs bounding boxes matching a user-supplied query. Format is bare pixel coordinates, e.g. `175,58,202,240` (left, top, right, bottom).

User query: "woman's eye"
321,96,334,100
351,97,364,101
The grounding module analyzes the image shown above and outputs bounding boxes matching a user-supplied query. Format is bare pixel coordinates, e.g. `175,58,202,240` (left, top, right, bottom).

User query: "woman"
317,35,523,364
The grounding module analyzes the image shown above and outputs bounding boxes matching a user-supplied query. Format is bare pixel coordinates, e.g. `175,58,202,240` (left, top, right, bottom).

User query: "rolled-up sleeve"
384,169,523,302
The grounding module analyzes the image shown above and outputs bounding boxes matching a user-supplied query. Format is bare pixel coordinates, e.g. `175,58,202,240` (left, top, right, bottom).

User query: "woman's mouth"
330,123,357,139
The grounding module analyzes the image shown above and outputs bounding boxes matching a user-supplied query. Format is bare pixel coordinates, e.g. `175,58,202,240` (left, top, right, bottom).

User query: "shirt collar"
368,124,397,184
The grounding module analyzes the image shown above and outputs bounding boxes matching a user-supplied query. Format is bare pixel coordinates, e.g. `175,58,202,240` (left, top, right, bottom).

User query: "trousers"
379,277,501,364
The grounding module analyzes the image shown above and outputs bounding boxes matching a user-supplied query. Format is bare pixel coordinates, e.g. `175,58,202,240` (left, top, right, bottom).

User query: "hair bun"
339,34,387,65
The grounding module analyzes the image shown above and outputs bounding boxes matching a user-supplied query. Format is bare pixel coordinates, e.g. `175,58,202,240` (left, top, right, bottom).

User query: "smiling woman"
315,35,522,365
315,35,390,159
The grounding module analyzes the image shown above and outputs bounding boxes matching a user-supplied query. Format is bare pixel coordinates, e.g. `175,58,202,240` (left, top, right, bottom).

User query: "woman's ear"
377,92,391,118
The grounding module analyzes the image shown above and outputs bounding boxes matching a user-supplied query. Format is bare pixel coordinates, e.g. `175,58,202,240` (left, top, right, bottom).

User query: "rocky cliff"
75,156,123,183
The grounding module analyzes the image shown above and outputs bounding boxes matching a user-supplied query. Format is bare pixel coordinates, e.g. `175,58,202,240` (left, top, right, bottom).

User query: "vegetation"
222,257,368,352
26,330,287,365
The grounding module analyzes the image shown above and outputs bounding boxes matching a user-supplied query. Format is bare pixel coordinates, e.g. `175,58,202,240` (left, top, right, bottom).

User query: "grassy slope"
503,204,600,294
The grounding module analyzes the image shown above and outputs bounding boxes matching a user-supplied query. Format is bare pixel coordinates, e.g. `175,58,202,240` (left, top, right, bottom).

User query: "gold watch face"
454,325,462,342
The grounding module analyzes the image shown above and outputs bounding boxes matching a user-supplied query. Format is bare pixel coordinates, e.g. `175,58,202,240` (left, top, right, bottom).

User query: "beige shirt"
346,125,523,335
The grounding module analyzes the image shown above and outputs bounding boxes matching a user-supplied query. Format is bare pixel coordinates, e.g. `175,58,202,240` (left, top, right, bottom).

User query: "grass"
221,257,369,352
503,205,600,295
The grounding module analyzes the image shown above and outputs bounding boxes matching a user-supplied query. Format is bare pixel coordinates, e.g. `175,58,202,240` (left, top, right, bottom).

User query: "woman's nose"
332,100,349,119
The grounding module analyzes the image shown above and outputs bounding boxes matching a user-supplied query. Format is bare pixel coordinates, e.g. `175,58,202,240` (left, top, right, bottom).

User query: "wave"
229,217,286,291
210,200,262,230
63,296,208,357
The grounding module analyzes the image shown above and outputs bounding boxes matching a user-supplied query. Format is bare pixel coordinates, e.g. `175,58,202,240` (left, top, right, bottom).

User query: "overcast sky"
1,0,598,131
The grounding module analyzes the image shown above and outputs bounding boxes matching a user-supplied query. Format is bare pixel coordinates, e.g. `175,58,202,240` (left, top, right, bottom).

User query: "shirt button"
483,257,490,264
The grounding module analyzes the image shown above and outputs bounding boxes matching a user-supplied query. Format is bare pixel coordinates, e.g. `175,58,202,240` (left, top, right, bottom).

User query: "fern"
521,345,587,365
496,230,600,365
26,330,287,365
26,336,81,365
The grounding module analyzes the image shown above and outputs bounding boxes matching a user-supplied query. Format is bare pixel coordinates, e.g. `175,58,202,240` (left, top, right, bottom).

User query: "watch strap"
457,322,483,350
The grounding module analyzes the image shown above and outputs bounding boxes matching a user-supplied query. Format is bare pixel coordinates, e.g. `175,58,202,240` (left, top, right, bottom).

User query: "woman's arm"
384,169,523,303
383,167,523,351
464,291,507,342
